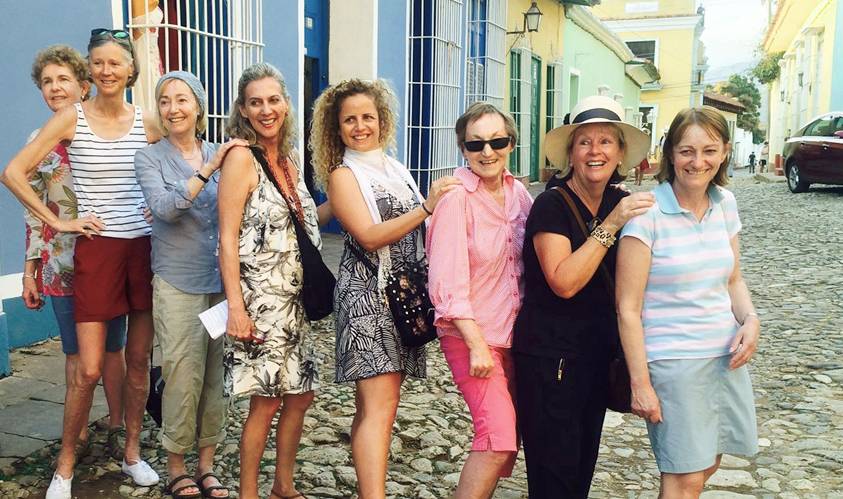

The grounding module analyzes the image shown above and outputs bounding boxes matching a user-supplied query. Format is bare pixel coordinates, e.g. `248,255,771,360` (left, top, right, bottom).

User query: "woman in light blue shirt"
135,70,245,499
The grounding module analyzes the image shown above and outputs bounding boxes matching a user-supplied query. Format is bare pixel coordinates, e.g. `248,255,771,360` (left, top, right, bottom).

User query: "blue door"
303,0,339,232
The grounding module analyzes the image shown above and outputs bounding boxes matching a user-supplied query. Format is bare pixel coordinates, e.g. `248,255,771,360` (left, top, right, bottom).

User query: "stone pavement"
2,170,843,498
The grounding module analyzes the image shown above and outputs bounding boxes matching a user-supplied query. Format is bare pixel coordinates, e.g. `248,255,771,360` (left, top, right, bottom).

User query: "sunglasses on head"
90,28,131,41
463,136,513,153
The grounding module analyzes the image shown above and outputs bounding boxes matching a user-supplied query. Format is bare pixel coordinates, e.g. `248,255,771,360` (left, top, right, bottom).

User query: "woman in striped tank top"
2,29,162,498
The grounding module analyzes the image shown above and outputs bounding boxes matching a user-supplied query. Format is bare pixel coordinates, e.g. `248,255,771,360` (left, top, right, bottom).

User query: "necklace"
181,147,201,161
566,179,600,216
267,157,305,223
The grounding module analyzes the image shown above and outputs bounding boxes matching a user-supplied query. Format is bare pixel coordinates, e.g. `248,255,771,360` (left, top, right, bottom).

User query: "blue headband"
155,70,207,117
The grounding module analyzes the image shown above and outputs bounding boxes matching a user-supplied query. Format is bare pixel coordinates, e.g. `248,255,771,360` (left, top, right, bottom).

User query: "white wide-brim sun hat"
545,95,651,177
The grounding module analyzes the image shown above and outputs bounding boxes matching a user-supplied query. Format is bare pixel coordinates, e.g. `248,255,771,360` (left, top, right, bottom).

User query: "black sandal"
196,472,230,499
270,489,306,499
165,474,202,499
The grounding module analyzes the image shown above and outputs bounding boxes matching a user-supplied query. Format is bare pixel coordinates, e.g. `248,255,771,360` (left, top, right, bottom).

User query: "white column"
329,0,378,82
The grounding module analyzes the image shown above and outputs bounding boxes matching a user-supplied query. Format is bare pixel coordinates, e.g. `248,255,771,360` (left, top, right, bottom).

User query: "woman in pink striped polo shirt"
427,102,533,498
617,107,760,498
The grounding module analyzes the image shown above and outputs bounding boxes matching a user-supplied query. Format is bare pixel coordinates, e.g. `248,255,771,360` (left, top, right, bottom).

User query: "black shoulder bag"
553,186,632,414
345,233,437,348
251,146,335,321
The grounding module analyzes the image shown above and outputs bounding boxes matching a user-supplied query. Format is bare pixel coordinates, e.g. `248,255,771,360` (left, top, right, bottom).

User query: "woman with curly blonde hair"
310,79,459,498
218,62,330,499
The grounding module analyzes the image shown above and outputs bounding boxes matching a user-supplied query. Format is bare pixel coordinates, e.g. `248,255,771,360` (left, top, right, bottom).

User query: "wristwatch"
195,172,210,183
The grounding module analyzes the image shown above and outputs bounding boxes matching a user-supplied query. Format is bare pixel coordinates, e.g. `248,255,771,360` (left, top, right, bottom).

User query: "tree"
752,51,785,85
719,74,763,143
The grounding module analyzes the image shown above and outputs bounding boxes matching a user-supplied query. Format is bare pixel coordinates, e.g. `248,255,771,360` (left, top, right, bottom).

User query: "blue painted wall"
378,0,410,164
263,0,303,120
831,0,843,111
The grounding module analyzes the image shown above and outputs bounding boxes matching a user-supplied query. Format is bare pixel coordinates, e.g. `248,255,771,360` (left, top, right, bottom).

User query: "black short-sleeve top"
512,181,627,359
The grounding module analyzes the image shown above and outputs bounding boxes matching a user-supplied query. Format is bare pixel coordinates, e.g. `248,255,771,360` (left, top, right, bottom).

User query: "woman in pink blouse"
426,102,533,498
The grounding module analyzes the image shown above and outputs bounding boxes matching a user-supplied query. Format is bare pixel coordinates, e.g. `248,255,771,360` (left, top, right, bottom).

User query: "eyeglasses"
90,28,131,41
587,216,602,232
463,137,513,152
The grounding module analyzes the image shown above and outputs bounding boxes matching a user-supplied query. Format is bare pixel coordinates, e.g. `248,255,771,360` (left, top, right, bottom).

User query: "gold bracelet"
23,273,37,280
742,312,759,324
590,225,616,248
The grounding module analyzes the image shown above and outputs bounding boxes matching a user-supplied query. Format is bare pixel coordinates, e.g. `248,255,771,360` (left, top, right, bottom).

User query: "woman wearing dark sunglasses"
1,28,162,498
426,102,532,498
511,96,655,498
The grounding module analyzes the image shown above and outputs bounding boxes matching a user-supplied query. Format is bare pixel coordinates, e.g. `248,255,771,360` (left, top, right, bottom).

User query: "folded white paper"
199,300,228,339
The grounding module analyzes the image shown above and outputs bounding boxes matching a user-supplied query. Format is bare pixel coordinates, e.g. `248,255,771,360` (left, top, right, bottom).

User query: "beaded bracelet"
590,225,616,248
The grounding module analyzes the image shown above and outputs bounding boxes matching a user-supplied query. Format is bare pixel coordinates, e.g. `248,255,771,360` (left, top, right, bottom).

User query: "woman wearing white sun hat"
512,95,655,498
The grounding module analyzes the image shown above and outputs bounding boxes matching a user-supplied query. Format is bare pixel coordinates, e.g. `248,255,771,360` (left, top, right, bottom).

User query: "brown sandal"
270,489,306,499
165,474,202,499
196,472,230,499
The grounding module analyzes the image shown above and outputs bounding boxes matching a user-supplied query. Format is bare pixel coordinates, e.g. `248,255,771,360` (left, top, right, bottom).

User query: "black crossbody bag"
554,186,632,414
251,146,335,321
345,234,437,348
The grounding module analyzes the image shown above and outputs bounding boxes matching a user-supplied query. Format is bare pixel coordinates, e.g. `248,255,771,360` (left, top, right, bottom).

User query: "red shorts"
440,335,519,477
73,236,153,322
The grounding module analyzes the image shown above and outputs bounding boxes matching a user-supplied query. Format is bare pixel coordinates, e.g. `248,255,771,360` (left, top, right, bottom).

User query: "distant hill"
705,59,760,84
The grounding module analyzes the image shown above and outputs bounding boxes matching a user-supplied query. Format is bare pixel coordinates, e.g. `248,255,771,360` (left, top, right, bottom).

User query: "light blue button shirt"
135,137,221,294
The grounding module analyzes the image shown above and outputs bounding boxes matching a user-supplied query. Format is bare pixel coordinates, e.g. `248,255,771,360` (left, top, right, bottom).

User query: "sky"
699,0,769,83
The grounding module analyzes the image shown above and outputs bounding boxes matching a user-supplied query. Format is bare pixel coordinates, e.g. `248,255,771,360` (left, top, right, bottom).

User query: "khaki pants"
153,275,227,454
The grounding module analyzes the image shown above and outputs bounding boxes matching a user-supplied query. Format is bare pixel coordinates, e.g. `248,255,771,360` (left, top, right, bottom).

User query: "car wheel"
787,162,810,193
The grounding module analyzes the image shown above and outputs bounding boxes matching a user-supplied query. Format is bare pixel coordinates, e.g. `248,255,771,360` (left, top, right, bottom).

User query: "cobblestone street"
2,173,842,498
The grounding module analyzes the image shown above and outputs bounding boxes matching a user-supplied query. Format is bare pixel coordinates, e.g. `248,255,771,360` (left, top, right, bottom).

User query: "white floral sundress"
224,151,320,398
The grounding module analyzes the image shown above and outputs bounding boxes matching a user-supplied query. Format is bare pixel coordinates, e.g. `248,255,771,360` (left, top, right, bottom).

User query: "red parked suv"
782,112,843,193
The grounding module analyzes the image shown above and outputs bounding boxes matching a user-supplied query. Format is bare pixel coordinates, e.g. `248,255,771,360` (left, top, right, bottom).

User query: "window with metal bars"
545,61,565,132
124,0,264,143
407,0,464,195
508,48,532,177
465,0,505,108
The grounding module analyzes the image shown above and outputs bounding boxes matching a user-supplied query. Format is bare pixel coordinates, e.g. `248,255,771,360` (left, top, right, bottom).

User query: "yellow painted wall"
617,28,695,143
593,0,696,19
503,0,567,177
593,1,702,147
764,0,838,160
763,0,819,52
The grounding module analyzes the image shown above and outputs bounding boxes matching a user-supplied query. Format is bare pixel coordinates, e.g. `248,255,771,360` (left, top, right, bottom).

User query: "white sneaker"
46,472,73,499
121,459,160,486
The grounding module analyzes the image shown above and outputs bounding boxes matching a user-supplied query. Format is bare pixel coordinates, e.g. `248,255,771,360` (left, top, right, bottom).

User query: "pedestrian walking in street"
748,151,756,174
218,62,330,499
2,29,163,499
634,158,648,186
616,106,760,499
759,141,769,173
512,96,655,498
135,70,247,499
16,43,128,469
309,78,459,499
426,102,532,499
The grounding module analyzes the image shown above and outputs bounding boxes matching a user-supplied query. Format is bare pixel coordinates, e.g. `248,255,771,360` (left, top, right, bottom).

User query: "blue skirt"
647,355,758,473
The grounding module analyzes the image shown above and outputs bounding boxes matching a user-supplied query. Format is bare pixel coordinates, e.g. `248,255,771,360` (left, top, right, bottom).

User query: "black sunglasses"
463,137,513,153
587,216,602,232
90,28,131,40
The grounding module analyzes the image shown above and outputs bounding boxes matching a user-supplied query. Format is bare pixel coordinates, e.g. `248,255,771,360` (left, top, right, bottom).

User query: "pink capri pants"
440,335,519,477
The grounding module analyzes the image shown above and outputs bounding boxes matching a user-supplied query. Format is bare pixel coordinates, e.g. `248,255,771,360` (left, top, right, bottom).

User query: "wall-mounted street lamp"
507,1,543,35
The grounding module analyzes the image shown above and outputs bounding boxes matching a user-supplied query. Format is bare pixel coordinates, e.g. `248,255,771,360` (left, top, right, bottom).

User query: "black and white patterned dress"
224,151,320,398
334,173,427,382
